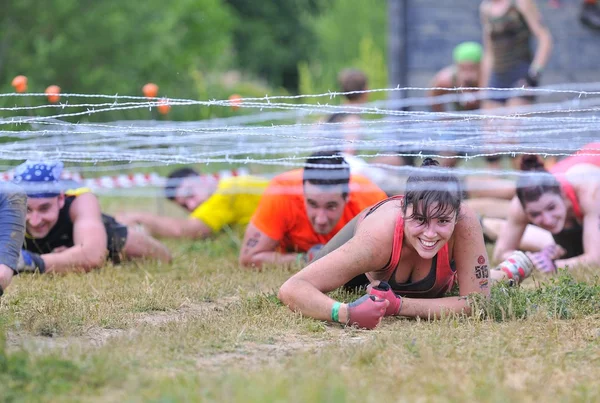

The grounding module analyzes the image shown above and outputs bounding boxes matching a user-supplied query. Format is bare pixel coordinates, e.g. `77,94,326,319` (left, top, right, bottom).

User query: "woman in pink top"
494,144,600,273
278,159,493,330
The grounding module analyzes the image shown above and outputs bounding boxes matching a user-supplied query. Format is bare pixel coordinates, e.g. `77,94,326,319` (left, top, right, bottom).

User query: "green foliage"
298,0,387,101
477,270,600,321
1,0,235,97
225,0,322,91
0,0,289,122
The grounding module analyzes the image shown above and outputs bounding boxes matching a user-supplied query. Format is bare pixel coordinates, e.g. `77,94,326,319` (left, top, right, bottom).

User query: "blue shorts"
488,61,536,103
0,183,27,271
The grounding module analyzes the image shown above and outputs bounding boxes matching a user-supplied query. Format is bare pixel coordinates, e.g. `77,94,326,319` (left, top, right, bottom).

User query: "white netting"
2,83,600,195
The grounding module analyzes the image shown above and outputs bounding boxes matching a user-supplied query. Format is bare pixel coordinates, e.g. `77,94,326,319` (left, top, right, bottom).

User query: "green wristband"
331,302,341,322
295,253,306,265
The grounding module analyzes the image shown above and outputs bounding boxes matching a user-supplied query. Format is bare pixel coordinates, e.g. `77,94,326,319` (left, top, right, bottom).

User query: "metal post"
387,0,408,106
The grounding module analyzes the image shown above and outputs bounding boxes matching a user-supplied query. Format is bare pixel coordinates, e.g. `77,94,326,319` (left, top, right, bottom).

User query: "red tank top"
550,142,600,222
364,196,457,298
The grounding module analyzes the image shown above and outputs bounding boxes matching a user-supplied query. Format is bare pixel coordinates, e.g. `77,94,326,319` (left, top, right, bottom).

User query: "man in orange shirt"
239,151,387,268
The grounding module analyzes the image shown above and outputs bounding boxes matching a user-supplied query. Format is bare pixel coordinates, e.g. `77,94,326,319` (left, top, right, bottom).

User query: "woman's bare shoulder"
355,200,400,245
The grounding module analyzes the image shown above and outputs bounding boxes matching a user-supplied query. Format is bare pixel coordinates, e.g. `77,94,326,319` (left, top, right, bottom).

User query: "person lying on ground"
117,168,268,240
278,158,497,329
239,151,387,268
494,144,600,273
0,182,27,295
11,160,171,275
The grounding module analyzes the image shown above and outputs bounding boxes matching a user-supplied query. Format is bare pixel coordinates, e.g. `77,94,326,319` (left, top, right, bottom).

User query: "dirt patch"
134,296,240,326
4,297,241,352
195,330,367,369
5,328,129,352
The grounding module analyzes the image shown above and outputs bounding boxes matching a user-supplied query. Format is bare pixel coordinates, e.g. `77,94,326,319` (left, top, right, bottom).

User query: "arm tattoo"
475,264,489,279
245,232,261,248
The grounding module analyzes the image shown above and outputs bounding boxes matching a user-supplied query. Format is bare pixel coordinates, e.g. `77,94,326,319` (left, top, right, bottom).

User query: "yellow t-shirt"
190,175,268,233
65,187,92,197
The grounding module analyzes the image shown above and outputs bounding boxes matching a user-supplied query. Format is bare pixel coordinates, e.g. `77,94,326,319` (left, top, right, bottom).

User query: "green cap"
453,41,483,64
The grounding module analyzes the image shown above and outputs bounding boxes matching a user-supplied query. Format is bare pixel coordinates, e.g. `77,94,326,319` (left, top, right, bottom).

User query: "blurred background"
0,0,599,188
2,0,596,121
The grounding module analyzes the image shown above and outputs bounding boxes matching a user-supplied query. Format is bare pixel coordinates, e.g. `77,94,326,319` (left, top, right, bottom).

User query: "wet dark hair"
164,167,200,200
516,155,561,207
303,151,350,197
402,158,462,221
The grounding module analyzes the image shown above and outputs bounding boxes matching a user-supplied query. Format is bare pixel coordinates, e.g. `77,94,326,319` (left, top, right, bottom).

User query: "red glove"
526,250,555,273
346,295,388,329
367,281,402,316
541,244,566,260
526,244,566,273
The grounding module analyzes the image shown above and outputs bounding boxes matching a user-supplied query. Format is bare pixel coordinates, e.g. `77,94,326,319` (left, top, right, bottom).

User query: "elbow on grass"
277,279,294,307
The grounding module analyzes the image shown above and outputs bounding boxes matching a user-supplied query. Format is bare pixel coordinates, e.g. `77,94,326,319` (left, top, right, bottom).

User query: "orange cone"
45,85,61,103
11,75,28,93
157,98,171,115
143,83,159,98
229,94,242,111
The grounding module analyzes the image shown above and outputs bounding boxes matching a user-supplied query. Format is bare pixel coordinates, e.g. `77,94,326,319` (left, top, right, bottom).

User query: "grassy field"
2,197,600,402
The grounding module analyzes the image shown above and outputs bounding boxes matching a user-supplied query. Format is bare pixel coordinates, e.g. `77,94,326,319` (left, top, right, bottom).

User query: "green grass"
1,197,600,402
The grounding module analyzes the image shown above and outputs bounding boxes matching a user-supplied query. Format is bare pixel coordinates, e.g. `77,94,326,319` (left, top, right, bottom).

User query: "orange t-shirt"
251,169,387,252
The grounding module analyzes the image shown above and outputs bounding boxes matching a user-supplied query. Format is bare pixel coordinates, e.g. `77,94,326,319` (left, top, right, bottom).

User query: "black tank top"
23,195,128,263
552,220,584,259
487,0,532,73
24,196,76,254
386,257,457,295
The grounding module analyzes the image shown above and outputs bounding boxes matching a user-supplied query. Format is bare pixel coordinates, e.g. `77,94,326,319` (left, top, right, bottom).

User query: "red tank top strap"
382,210,405,277
555,176,583,222
361,195,406,279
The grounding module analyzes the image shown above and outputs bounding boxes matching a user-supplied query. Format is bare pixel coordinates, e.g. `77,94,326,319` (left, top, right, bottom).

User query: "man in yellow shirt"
117,168,268,239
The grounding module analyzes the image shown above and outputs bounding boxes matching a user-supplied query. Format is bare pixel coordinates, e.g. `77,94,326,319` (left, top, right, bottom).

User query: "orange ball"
45,85,61,103
157,98,171,115
143,83,159,98
229,94,242,111
11,75,28,93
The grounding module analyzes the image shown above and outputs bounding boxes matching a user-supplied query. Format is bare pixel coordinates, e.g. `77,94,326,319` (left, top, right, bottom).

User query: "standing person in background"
424,41,483,171
581,0,600,30
429,41,483,113
480,0,552,108
480,0,553,170
329,69,369,155
0,183,27,296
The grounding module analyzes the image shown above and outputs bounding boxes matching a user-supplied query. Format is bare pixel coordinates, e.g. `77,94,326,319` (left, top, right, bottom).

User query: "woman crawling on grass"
278,158,522,330
494,144,600,274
